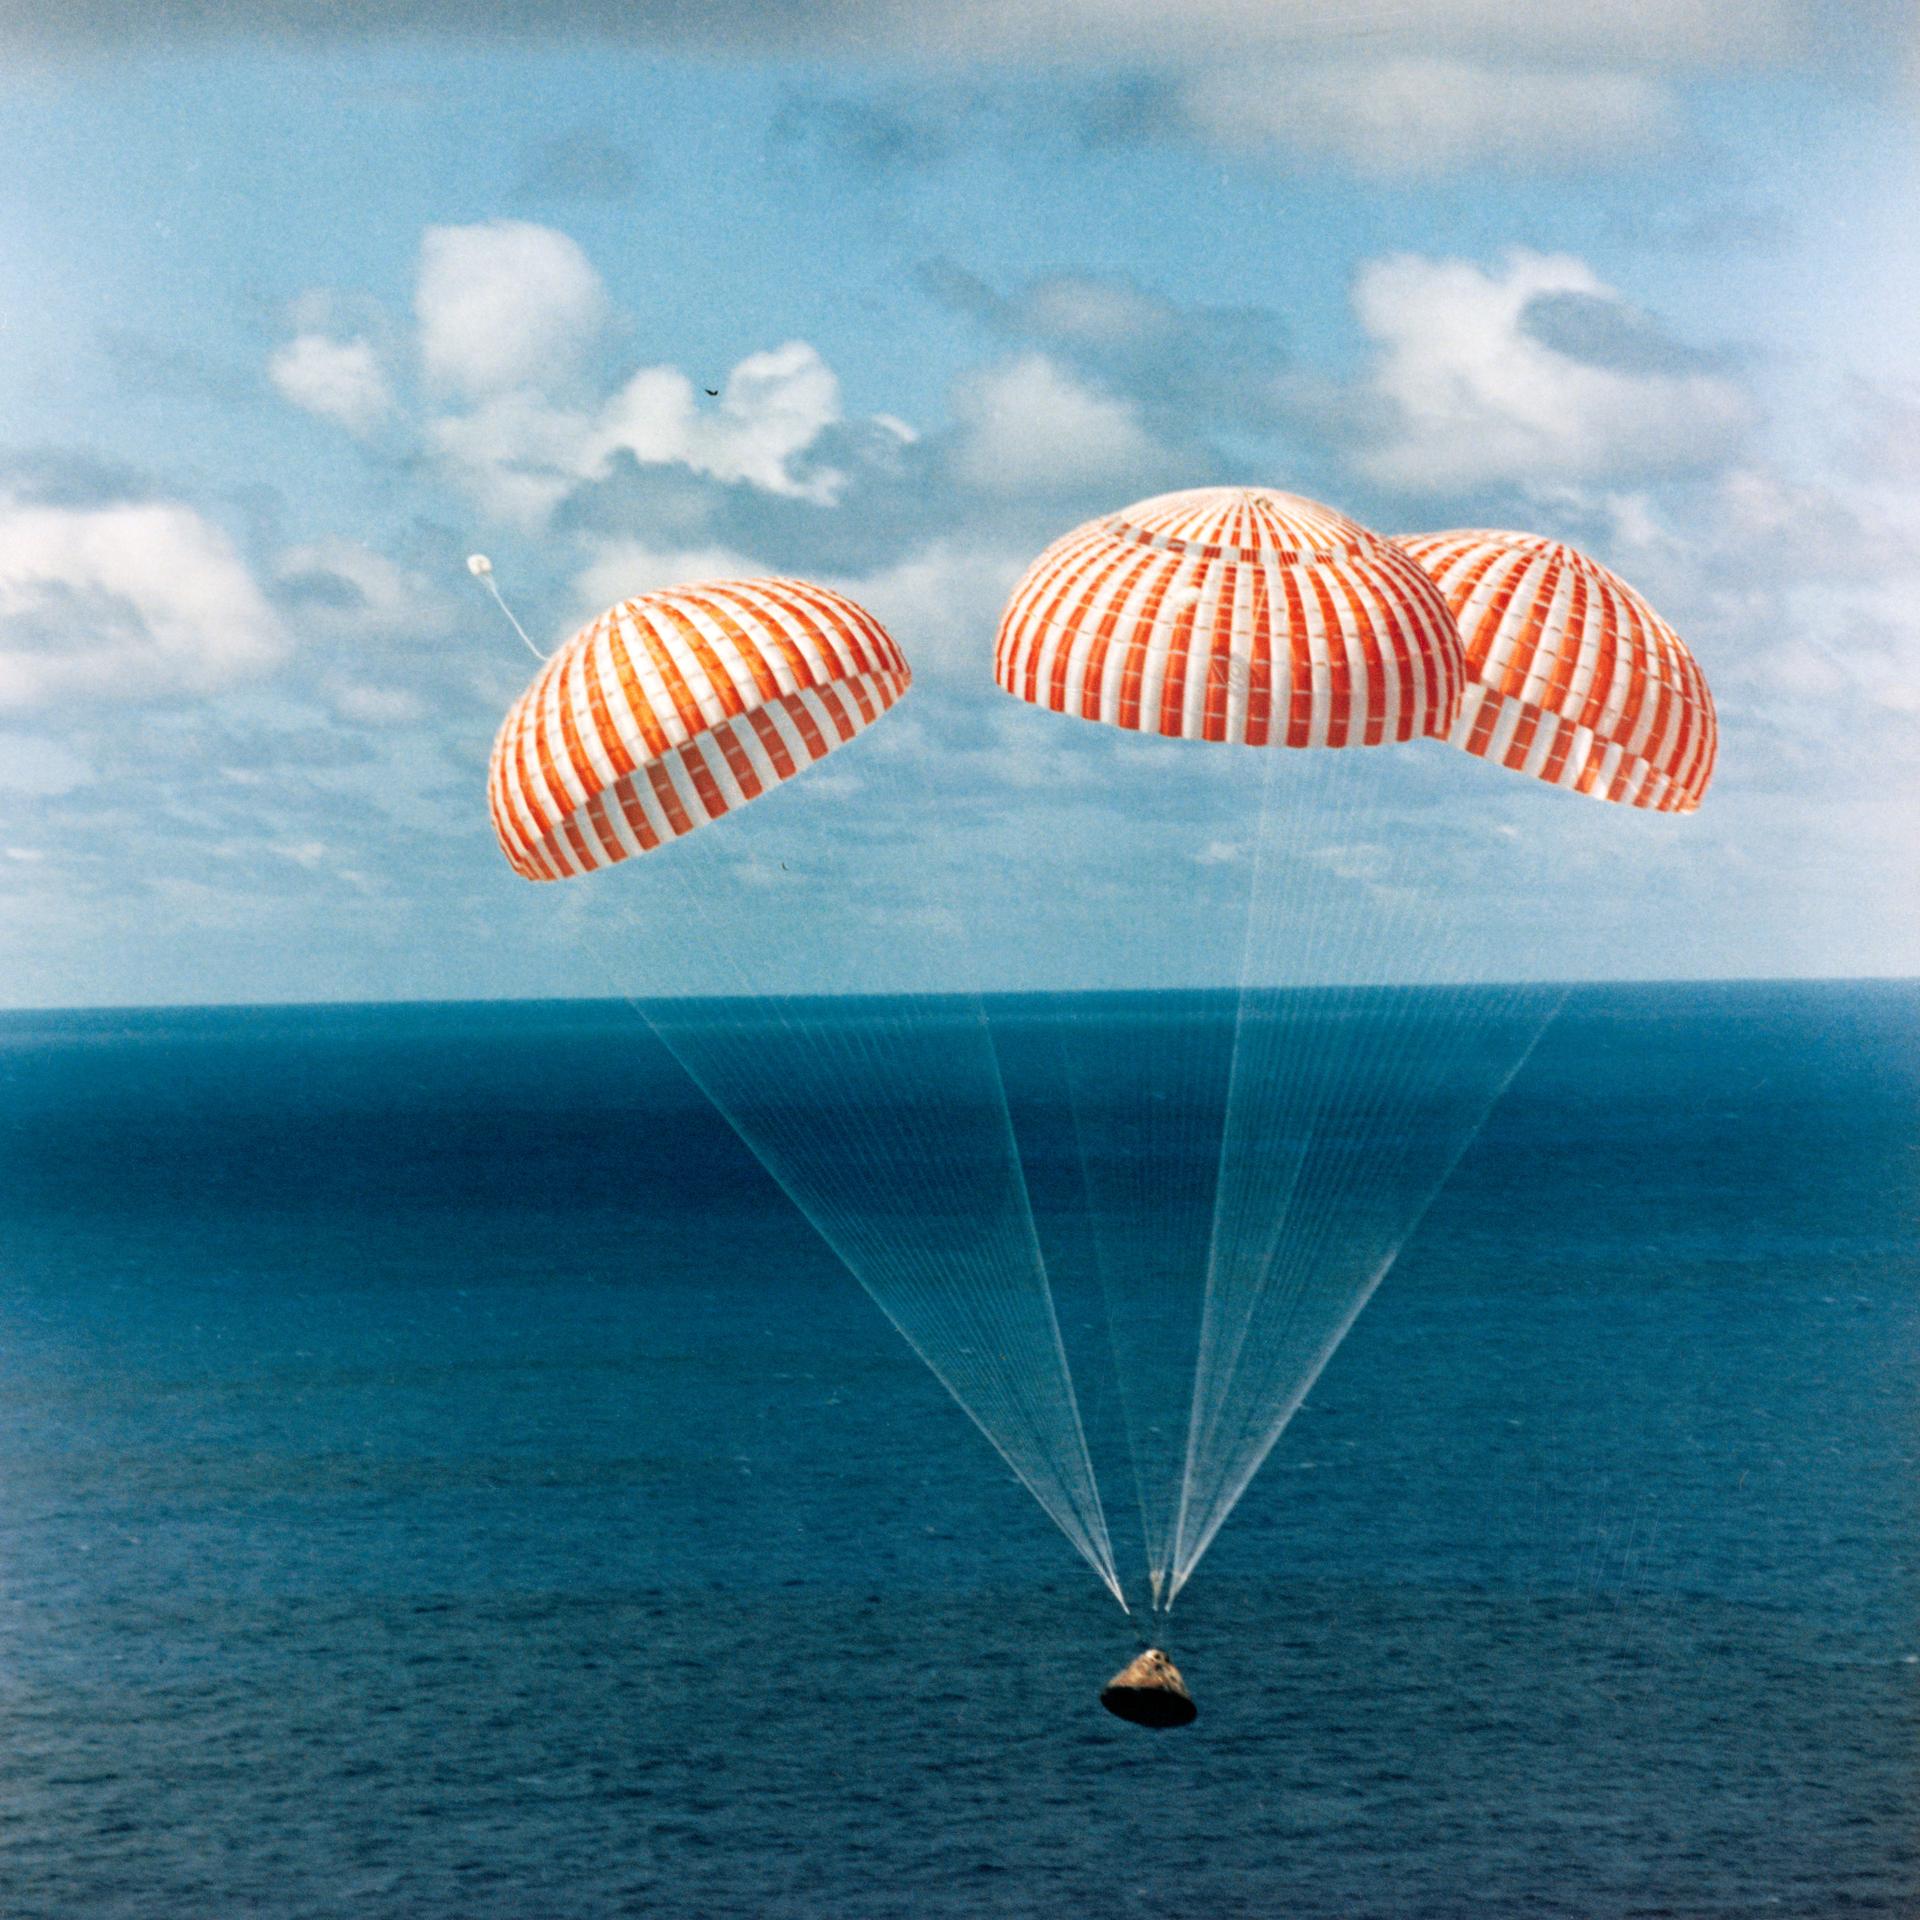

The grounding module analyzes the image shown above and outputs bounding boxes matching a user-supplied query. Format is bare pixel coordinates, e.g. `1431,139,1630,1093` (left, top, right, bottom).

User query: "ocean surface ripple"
1,983,1915,1916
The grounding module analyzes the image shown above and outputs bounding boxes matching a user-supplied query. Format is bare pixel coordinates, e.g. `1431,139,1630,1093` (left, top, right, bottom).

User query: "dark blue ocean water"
1,984,1915,1917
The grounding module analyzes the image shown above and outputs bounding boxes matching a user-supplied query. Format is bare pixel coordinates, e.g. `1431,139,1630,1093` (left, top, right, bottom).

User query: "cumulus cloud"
950,352,1163,495
570,537,770,621
566,532,1026,692
0,497,286,708
426,390,599,526
416,220,613,398
1345,250,1754,494
430,339,870,527
1597,464,1919,590
1177,58,1671,174
267,332,394,435
602,341,855,498
268,222,908,532
826,539,1027,678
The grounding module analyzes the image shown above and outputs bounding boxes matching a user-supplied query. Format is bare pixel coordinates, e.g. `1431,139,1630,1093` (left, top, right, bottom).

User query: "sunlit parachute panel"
1394,531,1716,812
489,578,912,879
995,486,1463,746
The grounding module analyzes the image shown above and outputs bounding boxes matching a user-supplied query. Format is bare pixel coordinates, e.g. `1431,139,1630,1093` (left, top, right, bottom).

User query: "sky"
0,1,1916,1004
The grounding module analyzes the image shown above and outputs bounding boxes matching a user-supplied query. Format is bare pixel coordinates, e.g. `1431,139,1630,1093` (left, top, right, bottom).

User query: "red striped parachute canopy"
489,578,911,880
1393,530,1716,813
994,487,1463,746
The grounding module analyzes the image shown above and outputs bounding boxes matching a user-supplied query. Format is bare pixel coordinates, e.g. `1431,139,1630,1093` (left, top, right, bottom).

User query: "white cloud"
950,352,1161,493
825,539,1026,678
570,537,770,624
0,498,286,708
427,390,599,526
1348,250,1753,493
432,339,860,527
416,220,613,398
1016,276,1169,346
598,341,853,499
267,333,394,435
1580,465,1920,739
1179,58,1671,174
272,541,455,726
277,222,884,528
1194,839,1243,866
1596,465,1920,591
1484,459,1920,985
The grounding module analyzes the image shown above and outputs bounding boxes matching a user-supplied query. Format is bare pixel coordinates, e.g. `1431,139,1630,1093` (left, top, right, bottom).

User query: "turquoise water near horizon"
1,983,1915,1916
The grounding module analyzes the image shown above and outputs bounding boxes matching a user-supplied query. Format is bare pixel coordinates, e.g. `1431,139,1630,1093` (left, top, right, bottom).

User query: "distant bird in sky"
704,386,719,396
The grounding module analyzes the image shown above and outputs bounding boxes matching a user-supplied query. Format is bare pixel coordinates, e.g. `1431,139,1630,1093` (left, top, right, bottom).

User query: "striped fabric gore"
993,487,1464,747
489,577,912,880
1394,530,1716,813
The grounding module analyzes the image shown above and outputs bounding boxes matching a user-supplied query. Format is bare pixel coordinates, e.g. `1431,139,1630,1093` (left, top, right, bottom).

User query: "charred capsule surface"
1100,1648,1197,1729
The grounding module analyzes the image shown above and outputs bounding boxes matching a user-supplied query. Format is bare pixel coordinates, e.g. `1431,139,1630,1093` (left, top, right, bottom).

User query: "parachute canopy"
489,578,911,879
994,486,1463,746
1393,530,1716,812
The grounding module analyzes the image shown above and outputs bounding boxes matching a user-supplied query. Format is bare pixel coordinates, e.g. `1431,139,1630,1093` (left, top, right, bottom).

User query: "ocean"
1,983,1915,1917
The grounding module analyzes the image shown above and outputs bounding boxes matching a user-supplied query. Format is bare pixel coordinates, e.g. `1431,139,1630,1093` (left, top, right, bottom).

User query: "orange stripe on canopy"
488,579,912,880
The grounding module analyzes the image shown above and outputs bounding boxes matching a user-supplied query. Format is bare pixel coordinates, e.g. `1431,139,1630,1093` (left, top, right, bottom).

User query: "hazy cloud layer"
0,0,1832,63
7,1,1902,198
1178,58,1672,174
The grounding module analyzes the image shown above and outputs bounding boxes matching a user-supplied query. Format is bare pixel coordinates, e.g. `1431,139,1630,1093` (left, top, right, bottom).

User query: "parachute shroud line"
468,553,547,661
484,488,1716,1625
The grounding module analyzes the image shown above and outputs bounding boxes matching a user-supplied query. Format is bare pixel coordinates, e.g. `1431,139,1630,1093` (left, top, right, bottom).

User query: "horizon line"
1,971,1916,1022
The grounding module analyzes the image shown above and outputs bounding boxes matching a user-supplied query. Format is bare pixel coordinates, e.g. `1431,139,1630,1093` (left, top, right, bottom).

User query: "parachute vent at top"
1394,530,1716,812
488,577,912,880
993,486,1464,746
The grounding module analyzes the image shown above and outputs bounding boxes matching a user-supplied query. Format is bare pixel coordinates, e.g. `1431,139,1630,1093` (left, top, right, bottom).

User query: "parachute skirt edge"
1395,530,1715,812
488,576,913,881
505,665,910,881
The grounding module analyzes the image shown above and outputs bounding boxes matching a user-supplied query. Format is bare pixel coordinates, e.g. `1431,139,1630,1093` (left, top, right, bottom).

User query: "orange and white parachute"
488,578,911,880
1393,530,1716,813
994,487,1463,746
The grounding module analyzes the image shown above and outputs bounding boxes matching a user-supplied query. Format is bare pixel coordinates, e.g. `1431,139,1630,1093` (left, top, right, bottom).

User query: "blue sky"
0,4,1916,1004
